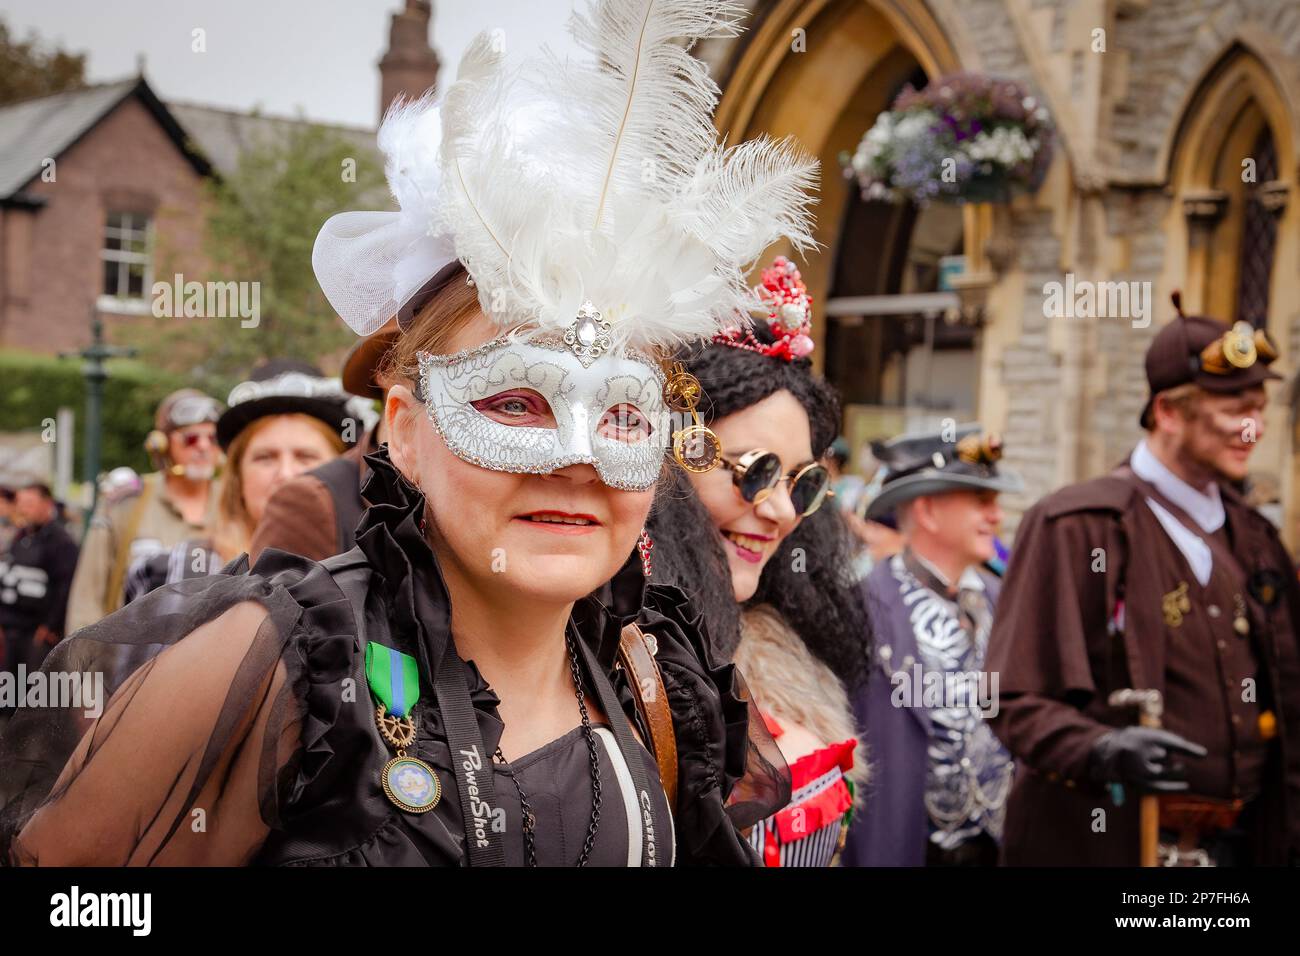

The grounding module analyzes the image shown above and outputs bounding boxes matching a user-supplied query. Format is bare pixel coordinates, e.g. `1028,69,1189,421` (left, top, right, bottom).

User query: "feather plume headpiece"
313,0,818,353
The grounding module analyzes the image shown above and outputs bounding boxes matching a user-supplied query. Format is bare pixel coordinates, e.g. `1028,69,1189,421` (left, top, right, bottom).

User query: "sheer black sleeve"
0,551,354,866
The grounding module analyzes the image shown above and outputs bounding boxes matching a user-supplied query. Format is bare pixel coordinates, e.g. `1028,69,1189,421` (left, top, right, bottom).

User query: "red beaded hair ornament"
712,256,815,362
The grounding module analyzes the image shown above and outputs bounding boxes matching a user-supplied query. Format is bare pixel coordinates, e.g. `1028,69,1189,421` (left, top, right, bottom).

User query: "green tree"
0,19,86,105
132,121,386,385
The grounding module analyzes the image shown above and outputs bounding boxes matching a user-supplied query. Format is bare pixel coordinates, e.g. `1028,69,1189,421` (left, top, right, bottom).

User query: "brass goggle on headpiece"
1199,321,1278,375
955,432,1003,467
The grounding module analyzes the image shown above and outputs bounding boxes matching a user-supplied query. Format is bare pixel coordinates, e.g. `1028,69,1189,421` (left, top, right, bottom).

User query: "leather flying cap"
1139,292,1281,428
866,423,1023,520
155,388,222,433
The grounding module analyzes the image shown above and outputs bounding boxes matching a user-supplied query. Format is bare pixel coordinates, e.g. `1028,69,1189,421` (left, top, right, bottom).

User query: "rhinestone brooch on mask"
564,302,612,368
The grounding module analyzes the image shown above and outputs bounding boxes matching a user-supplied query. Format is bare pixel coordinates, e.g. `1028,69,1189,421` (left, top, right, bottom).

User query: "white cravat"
911,551,986,595
1130,440,1224,586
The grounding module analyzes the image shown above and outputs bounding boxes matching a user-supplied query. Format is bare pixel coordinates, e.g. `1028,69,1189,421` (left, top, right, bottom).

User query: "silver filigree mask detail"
417,334,667,491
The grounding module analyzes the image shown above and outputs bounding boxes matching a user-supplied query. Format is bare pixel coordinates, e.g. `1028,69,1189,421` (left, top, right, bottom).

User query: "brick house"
0,0,439,360
0,78,213,355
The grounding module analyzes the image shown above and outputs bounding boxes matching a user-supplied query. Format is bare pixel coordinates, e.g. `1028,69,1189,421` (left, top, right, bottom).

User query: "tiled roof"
168,102,378,178
0,79,382,201
0,80,138,198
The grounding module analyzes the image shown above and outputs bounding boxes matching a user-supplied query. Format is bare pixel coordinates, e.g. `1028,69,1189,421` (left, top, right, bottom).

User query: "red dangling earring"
637,528,654,578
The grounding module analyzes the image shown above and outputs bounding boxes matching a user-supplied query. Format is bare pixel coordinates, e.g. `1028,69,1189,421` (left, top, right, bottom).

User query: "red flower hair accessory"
712,256,814,361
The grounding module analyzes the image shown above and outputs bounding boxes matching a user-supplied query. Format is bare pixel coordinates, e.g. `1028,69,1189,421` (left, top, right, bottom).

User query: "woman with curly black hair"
648,257,871,867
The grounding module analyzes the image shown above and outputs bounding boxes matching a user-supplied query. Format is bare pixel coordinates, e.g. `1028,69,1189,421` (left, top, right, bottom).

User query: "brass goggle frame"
723,448,834,515
665,363,722,474
955,432,1004,467
1199,321,1277,375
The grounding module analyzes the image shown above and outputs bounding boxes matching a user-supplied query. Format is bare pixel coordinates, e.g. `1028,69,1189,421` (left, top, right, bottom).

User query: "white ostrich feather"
377,92,443,216
315,0,819,349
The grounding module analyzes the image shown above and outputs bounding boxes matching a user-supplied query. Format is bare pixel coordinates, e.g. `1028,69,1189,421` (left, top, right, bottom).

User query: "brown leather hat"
154,388,222,432
342,318,400,402
1138,293,1280,428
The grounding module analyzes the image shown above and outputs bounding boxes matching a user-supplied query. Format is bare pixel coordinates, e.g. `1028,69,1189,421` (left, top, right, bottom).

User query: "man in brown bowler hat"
988,297,1300,865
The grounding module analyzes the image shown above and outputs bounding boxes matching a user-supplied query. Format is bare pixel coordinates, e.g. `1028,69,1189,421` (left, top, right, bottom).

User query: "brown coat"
987,467,1300,865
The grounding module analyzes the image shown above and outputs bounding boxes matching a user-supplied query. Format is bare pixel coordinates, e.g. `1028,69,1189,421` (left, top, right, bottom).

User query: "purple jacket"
841,558,1002,866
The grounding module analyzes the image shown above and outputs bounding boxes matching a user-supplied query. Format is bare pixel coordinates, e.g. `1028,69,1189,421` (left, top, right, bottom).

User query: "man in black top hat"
988,299,1300,865
842,424,1022,866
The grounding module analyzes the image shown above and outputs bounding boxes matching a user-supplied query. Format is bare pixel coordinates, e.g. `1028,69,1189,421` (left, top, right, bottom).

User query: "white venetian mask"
417,333,668,491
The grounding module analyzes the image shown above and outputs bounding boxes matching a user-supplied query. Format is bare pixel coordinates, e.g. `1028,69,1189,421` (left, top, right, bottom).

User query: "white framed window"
101,212,153,302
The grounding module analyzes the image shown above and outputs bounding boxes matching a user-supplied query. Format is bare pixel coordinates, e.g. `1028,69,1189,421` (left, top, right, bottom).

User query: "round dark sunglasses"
722,449,833,516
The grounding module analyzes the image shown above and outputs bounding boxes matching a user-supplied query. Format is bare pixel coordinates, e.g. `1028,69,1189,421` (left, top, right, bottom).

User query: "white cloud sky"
3,0,582,128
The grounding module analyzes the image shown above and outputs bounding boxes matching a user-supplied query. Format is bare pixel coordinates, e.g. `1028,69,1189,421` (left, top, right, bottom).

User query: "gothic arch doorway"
712,0,976,454
1167,42,1299,544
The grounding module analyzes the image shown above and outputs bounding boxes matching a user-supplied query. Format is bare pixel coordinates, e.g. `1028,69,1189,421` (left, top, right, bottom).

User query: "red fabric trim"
787,737,856,787
765,738,857,843
773,777,852,843
761,710,784,739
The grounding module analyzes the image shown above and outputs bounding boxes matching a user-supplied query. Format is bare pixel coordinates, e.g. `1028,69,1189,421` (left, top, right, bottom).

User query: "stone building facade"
698,0,1300,548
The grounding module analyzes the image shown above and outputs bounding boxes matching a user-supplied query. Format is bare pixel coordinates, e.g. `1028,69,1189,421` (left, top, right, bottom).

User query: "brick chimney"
378,0,441,121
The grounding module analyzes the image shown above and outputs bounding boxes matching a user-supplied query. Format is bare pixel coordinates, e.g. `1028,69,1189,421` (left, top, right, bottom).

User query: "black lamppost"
60,306,137,529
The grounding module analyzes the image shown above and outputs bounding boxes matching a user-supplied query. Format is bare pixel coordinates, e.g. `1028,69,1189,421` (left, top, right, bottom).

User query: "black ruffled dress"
0,449,788,866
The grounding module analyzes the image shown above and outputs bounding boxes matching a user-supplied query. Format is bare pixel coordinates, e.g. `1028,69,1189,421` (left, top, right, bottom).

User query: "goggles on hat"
1199,321,1278,376
955,432,1004,467
167,395,222,429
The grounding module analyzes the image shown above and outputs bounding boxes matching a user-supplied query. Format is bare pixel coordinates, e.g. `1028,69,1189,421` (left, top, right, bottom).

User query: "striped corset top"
749,714,857,867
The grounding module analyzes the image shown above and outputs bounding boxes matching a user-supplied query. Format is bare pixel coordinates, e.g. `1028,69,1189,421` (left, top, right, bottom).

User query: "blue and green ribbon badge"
365,643,421,718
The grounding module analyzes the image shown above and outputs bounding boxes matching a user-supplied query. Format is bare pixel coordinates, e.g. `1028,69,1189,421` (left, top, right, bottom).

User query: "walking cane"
1107,688,1164,867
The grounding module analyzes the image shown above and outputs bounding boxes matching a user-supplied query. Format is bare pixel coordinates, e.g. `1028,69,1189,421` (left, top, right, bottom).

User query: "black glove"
1087,727,1208,792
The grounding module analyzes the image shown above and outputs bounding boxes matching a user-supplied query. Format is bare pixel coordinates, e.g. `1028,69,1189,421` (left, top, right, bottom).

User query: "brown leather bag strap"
618,622,678,810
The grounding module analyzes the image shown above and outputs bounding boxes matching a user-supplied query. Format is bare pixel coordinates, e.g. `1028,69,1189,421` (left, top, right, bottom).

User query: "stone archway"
711,0,974,369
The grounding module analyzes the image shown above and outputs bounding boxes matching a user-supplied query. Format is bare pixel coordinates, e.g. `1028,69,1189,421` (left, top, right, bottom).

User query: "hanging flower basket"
841,72,1054,206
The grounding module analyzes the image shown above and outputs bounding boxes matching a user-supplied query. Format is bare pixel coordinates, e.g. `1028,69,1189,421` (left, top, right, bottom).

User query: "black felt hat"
216,359,365,450
866,423,1023,520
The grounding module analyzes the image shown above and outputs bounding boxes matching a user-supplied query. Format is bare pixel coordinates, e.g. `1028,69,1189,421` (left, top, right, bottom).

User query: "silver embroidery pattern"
418,335,667,491
888,554,1014,850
